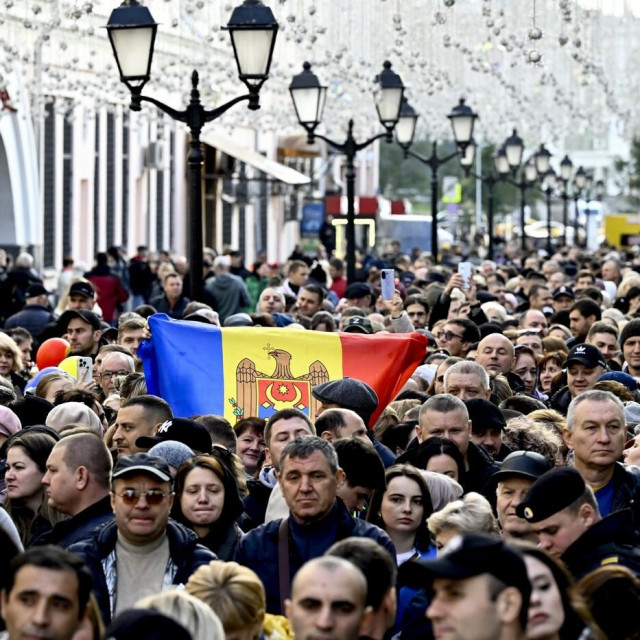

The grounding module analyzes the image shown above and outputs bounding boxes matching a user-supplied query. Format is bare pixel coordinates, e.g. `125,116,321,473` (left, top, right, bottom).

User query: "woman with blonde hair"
186,560,292,640
136,589,225,640
427,492,499,553
0,333,25,393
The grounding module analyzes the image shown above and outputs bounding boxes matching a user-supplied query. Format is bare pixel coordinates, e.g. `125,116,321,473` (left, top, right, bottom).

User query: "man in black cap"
465,398,509,461
551,285,574,313
59,309,103,358
490,451,551,541
67,281,97,311
4,284,56,338
342,316,373,334
517,466,640,578
344,283,374,312
399,533,531,640
312,378,396,467
69,453,215,624
549,343,607,415
136,417,212,455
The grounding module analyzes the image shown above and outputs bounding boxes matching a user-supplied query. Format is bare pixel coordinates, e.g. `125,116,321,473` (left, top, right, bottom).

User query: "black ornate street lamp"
559,155,573,245
573,166,587,246
106,0,278,301
542,166,557,255
395,97,477,264
290,61,405,283
496,132,538,253
457,139,505,261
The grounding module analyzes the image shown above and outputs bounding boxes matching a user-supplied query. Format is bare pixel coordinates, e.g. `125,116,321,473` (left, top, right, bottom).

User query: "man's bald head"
476,333,516,375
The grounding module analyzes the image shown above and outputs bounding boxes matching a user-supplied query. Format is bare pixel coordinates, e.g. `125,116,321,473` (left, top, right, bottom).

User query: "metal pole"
487,178,495,260
562,189,568,247
431,143,439,264
520,182,527,254
574,194,580,248
546,187,552,255
345,149,357,284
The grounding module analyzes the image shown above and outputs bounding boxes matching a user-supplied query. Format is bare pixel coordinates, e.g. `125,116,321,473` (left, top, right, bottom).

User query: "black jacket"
68,519,215,624
148,294,191,320
32,495,113,549
561,509,640,579
548,386,572,416
462,441,500,496
240,478,273,532
611,462,640,524
234,499,396,614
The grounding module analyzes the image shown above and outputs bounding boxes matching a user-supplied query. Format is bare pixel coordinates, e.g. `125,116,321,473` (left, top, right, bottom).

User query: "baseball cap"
342,316,373,334
565,344,606,370
112,452,172,483
25,284,49,298
399,532,531,599
59,309,102,331
69,281,95,298
516,467,586,523
465,399,506,434
136,418,212,454
552,285,574,300
488,450,551,485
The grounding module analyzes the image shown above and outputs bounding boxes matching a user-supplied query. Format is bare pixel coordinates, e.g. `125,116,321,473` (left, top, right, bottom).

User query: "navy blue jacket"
234,499,396,614
5,304,56,339
68,519,215,624
561,509,640,579
32,495,113,549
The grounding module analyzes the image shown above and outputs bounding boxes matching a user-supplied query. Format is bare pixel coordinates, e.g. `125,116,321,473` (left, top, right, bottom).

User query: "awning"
201,130,311,186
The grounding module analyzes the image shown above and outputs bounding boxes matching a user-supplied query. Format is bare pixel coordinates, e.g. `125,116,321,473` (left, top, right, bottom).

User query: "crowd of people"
0,240,639,640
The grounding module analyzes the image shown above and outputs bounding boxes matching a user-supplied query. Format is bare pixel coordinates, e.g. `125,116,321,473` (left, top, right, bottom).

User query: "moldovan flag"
139,314,427,425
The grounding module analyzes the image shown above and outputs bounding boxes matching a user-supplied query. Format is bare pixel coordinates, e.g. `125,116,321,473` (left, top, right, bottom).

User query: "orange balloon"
36,338,70,370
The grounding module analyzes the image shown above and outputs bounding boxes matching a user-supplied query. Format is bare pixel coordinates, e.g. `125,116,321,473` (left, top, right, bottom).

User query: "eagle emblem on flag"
234,348,329,420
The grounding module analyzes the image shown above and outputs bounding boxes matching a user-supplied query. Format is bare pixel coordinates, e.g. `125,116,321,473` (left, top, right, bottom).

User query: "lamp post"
494,130,538,253
290,61,405,283
457,139,505,261
559,155,573,245
542,166,557,255
395,98,477,264
574,166,587,247
106,0,278,301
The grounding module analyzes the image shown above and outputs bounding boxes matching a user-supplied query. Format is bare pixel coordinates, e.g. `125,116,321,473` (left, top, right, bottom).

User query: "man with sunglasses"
69,453,214,625
435,319,480,358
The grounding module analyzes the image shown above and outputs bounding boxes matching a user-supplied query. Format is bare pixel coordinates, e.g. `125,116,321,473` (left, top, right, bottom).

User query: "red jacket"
85,266,129,323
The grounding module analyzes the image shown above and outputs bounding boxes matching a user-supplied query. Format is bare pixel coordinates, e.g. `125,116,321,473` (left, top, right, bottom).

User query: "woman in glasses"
173,454,245,560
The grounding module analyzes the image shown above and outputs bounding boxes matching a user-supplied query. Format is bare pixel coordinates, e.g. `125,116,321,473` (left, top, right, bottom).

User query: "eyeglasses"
112,489,173,505
100,370,131,381
436,331,464,342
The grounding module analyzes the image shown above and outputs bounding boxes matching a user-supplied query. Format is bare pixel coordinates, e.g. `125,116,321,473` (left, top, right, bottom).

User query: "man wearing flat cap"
69,453,215,624
517,466,640,578
465,398,510,461
399,532,531,640
489,450,551,542
312,377,396,467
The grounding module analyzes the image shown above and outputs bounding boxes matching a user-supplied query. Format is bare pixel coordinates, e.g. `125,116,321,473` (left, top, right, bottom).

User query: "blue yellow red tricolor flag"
139,314,427,425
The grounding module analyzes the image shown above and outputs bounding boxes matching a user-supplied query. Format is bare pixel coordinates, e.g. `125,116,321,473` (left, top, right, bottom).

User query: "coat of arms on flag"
235,347,329,419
